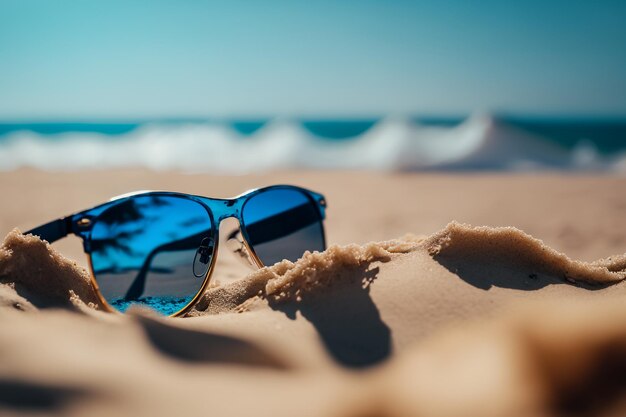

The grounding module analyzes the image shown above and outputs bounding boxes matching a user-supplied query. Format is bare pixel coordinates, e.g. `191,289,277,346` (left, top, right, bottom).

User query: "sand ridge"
2,221,626,416
426,222,626,285
2,222,626,315
189,223,626,317
190,235,424,315
0,230,103,311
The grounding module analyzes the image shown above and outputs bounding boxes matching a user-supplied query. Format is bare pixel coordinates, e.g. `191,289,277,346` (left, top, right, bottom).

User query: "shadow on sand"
430,241,606,292
269,265,391,368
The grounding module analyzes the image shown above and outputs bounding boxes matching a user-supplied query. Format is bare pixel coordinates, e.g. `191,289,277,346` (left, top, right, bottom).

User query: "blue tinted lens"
242,188,325,266
89,195,214,315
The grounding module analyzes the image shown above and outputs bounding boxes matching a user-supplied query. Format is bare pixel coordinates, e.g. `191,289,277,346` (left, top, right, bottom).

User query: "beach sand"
1,169,626,416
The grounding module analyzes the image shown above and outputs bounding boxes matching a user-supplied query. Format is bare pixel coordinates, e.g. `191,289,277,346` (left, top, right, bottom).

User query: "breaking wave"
0,114,625,172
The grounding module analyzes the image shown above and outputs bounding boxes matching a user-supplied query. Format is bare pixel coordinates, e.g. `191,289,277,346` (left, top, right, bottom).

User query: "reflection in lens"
242,188,325,266
90,195,214,315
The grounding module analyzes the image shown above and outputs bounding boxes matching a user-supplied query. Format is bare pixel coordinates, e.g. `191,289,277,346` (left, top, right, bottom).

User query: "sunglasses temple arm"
224,203,323,267
123,200,326,300
122,229,215,301
244,204,321,246
123,227,259,301
225,229,256,269
24,217,72,244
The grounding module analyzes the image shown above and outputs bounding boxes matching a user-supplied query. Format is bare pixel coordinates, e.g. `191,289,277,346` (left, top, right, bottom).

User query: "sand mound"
426,222,626,286
2,223,626,416
188,223,626,318
0,230,102,311
3,223,626,316
189,236,423,315
365,298,626,417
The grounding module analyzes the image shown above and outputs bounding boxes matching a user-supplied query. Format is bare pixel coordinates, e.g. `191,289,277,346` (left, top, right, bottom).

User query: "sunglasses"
25,185,327,316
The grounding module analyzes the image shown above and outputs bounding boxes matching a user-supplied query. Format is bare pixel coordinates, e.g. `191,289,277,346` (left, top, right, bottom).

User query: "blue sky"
1,0,625,119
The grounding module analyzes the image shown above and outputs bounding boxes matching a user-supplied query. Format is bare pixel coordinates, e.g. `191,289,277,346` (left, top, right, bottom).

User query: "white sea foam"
0,115,623,172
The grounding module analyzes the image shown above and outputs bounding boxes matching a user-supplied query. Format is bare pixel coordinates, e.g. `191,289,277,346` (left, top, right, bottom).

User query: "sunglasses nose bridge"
206,199,243,223
215,212,240,223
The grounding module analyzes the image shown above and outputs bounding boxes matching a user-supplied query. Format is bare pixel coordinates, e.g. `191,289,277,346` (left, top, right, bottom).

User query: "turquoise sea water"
110,295,194,315
0,115,625,171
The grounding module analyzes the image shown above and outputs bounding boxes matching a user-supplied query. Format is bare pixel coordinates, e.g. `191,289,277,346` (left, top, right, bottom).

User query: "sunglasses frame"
25,185,327,317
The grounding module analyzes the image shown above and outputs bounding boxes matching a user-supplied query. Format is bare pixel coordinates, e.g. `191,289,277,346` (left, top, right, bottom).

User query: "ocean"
1,115,625,172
